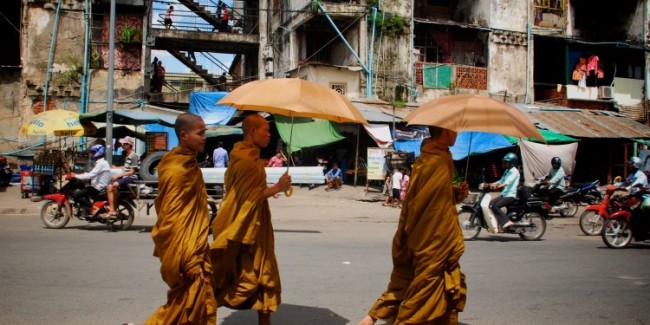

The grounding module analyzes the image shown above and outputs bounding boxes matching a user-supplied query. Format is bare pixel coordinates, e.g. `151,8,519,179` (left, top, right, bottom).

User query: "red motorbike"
601,187,650,248
40,175,135,231
578,185,630,236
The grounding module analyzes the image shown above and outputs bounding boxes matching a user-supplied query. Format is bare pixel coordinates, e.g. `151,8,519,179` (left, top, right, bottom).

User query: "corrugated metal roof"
351,101,399,123
515,104,650,139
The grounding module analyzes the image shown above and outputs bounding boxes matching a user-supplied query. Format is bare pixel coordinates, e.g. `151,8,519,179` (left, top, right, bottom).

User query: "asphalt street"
0,186,649,325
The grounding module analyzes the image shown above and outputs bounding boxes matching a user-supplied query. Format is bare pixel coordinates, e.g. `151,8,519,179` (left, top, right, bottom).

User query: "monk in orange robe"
358,126,468,325
211,114,291,325
144,113,216,325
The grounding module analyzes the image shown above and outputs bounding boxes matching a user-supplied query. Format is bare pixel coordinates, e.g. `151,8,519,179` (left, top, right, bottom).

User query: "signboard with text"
367,147,389,180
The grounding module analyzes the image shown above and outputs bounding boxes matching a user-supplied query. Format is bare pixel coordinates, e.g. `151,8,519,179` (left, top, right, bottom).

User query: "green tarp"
274,116,345,153
504,129,579,144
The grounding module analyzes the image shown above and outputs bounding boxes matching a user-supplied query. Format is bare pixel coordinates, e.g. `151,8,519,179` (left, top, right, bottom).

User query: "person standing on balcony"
164,5,174,29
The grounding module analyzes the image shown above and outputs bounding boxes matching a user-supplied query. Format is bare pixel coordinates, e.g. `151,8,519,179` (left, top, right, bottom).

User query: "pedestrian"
164,5,174,29
390,167,403,208
212,141,228,168
400,167,410,201
210,113,292,325
155,60,165,93
357,126,468,325
382,169,392,207
220,3,229,32
267,150,287,167
188,51,196,63
139,113,217,325
218,72,227,91
150,57,158,92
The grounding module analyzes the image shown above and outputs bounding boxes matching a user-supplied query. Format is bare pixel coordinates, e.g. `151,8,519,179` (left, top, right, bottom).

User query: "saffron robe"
211,141,281,312
146,146,216,325
368,138,467,324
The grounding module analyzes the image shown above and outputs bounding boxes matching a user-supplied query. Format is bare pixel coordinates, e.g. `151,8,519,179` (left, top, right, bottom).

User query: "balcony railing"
415,63,487,90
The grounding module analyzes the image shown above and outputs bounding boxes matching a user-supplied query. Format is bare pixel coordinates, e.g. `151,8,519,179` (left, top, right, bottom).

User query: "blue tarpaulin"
394,139,423,157
189,92,237,126
450,132,514,160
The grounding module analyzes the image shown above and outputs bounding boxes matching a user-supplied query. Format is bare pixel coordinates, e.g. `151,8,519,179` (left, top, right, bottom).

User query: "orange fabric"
146,146,216,325
210,141,281,312
368,137,467,325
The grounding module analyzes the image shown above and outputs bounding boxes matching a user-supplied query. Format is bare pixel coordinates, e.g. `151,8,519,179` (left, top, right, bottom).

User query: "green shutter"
423,64,452,89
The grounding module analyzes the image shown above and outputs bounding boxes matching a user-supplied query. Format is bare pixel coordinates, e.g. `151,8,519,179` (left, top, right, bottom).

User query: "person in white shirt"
71,144,111,219
620,157,649,190
544,156,566,204
391,168,403,208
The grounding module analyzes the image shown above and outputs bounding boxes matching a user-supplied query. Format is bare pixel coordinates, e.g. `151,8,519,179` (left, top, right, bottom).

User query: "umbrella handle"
285,186,294,197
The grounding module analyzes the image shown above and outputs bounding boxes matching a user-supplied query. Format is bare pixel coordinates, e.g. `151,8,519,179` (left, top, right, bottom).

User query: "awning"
504,129,579,144
363,124,393,148
515,104,650,139
351,100,399,123
190,92,237,125
451,132,515,160
80,110,177,127
275,116,345,153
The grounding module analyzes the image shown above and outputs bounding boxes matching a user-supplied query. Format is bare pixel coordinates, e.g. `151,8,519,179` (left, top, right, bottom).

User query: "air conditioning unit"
598,86,614,99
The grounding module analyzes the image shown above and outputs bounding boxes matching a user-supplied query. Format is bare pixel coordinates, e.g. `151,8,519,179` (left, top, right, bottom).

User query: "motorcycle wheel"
579,210,604,236
601,218,633,249
40,201,70,229
559,199,579,218
458,210,481,240
112,200,135,230
518,212,546,241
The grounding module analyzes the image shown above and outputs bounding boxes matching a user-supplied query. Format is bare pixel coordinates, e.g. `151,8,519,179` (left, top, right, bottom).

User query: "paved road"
0,189,649,324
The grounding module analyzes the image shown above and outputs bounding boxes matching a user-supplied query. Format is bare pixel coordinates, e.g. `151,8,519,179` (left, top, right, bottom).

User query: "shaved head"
242,113,270,149
175,113,203,138
242,114,267,137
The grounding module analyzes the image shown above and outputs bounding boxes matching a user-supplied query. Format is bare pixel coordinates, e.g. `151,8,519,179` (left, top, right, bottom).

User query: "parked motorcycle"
458,183,547,241
579,185,629,236
40,176,135,231
601,187,650,248
560,180,603,217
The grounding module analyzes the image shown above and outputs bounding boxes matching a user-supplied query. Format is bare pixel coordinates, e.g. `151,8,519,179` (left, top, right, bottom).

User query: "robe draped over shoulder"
210,141,280,312
368,138,467,325
146,146,216,325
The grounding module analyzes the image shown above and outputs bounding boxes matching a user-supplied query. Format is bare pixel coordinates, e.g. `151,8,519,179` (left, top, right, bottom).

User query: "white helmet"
628,157,643,169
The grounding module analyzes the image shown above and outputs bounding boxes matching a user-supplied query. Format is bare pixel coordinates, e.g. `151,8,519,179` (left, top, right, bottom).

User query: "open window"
0,0,21,67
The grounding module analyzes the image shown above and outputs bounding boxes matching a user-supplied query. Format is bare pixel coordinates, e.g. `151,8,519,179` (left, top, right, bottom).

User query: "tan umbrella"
218,78,368,196
404,94,544,180
217,78,368,124
403,94,544,141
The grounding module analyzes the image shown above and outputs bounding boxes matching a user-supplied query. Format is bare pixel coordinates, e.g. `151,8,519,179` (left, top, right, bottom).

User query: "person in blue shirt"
212,141,229,168
619,156,648,190
489,152,520,230
324,162,343,191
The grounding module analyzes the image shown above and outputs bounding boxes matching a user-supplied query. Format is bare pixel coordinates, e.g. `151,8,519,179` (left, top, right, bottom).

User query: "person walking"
210,114,292,325
357,126,468,325
140,113,217,325
212,141,228,168
164,5,174,29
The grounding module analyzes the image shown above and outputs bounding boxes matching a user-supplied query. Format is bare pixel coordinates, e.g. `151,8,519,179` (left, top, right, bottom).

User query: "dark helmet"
502,152,518,168
551,157,562,169
87,144,105,160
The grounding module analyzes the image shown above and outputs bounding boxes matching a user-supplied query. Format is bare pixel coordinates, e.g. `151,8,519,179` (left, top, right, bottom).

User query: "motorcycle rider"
489,152,521,230
618,157,648,191
70,144,111,219
544,156,566,206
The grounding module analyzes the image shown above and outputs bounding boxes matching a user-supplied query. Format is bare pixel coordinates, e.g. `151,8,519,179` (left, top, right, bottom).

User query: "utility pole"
105,0,116,164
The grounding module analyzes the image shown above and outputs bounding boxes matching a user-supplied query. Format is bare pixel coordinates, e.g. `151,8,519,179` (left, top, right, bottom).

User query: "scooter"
560,180,603,205
40,176,135,231
458,183,547,241
532,178,574,218
601,187,650,248
579,185,629,236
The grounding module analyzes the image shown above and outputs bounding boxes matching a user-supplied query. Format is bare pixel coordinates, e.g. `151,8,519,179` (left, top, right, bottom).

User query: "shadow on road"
221,304,349,325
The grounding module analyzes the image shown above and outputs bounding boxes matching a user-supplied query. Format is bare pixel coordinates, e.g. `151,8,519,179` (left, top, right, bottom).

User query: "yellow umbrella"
217,78,368,124
20,109,89,137
404,94,544,141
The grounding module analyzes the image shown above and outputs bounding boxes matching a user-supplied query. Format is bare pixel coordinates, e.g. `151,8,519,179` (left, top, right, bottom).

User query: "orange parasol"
403,94,544,141
217,78,368,124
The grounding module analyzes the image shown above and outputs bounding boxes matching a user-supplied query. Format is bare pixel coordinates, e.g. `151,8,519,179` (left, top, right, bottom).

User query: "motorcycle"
559,180,603,210
40,176,135,231
458,183,547,241
532,178,575,218
579,185,629,236
601,187,650,248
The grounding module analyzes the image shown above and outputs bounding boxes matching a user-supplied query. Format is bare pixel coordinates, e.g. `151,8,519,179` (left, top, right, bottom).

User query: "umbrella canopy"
217,78,368,124
20,109,91,137
404,94,544,141
80,110,177,127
